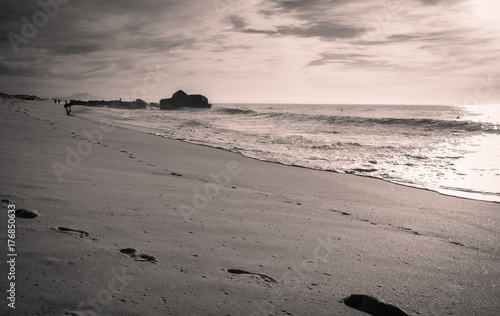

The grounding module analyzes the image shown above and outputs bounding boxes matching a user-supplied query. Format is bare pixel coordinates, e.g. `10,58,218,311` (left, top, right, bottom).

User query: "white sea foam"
96,103,500,203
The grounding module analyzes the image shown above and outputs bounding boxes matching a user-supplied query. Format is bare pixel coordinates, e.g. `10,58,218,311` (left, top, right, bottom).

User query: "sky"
1,0,499,104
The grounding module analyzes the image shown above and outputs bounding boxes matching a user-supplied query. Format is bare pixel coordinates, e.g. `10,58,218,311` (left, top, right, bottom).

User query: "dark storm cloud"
0,61,40,77
307,50,426,73
248,1,368,41
263,0,366,21
419,0,442,5
1,0,191,56
1,0,498,103
357,29,494,50
226,14,247,30
260,0,454,38
387,34,422,42
308,52,370,66
278,21,363,40
0,0,199,84
227,14,362,40
270,0,351,13
272,0,445,12
242,28,278,35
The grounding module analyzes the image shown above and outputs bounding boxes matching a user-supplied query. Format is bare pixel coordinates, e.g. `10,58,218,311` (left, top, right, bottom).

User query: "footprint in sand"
54,227,90,238
227,268,277,283
343,294,409,316
117,149,136,159
120,248,157,263
15,208,40,219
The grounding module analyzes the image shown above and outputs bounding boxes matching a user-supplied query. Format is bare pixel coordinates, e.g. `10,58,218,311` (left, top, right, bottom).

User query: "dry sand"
1,99,499,316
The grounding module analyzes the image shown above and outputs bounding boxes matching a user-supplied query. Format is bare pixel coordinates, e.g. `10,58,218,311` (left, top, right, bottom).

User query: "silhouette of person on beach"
64,101,72,116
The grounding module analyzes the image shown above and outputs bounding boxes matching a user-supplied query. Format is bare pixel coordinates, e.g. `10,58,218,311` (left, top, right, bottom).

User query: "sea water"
97,103,500,203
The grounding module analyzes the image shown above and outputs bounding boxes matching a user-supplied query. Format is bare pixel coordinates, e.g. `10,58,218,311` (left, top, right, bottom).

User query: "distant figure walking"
64,101,72,116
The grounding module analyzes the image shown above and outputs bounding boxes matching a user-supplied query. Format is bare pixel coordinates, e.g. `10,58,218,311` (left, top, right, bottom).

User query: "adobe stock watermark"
213,0,239,22
249,236,338,316
213,0,241,48
120,65,167,102
7,0,72,54
178,160,242,222
51,119,115,182
456,74,496,110
73,266,134,316
340,0,403,57
418,283,463,316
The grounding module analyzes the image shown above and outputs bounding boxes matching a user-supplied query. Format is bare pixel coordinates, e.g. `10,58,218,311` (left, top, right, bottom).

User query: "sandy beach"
1,99,499,316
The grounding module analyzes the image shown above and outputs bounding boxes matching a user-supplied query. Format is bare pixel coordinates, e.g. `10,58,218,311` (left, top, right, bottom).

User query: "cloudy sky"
1,0,499,104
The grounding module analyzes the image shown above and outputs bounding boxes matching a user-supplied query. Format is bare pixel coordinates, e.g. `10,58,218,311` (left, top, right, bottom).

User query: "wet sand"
1,98,499,315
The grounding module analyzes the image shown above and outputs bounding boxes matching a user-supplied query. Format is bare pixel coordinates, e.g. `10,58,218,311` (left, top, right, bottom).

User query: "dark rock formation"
173,89,188,99
67,99,147,109
135,99,148,108
13,94,41,100
160,90,212,110
0,92,13,99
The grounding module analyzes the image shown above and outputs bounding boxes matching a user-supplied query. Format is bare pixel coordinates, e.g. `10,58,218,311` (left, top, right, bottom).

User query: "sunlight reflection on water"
99,103,500,203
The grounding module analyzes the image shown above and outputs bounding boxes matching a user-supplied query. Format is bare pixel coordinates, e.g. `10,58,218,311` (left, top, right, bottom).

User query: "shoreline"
154,134,500,205
84,104,500,205
1,99,499,315
88,108,500,205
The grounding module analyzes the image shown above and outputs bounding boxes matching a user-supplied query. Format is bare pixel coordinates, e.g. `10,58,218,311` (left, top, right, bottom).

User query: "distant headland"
0,92,42,101
1,90,213,110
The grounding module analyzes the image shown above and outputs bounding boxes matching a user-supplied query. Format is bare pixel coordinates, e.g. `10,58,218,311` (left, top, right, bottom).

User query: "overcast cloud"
0,0,499,104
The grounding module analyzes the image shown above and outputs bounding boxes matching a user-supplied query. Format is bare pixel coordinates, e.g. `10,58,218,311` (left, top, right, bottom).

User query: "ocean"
97,103,500,203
